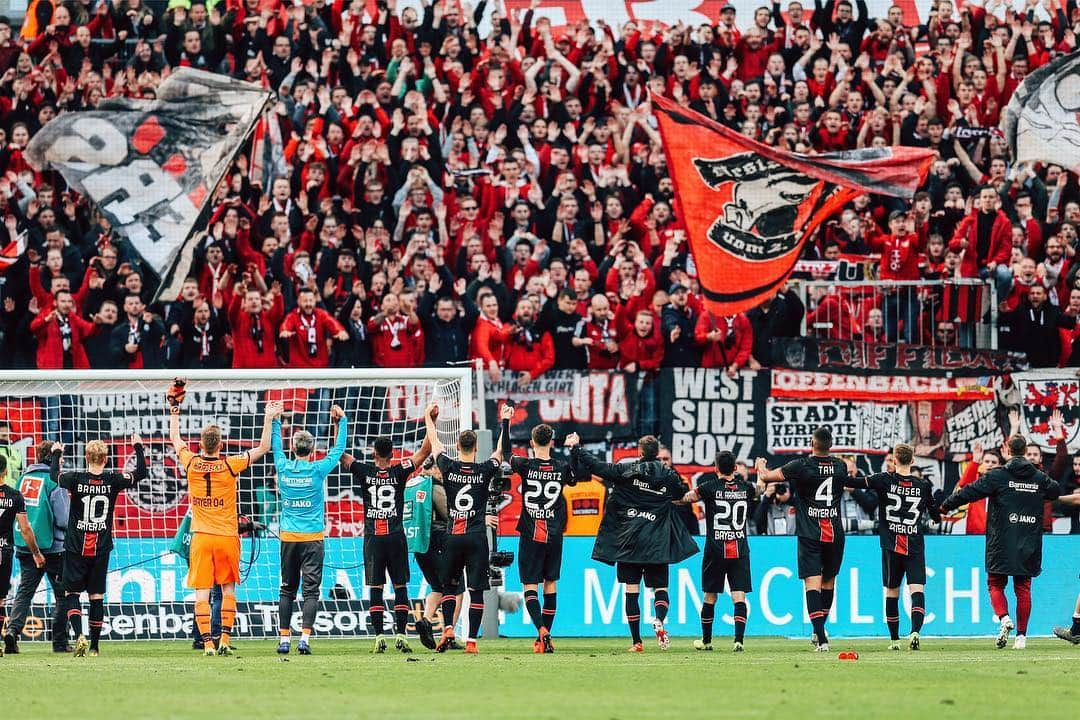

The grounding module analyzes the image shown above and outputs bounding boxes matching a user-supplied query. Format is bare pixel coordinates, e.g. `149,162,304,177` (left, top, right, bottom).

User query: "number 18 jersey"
349,459,415,537
780,455,849,542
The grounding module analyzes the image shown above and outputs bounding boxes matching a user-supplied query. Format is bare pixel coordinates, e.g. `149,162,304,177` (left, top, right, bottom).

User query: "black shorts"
0,548,12,598
702,547,752,594
63,551,111,595
518,535,564,584
881,548,926,588
280,539,325,593
414,528,448,593
797,535,845,580
616,562,668,588
442,533,489,594
364,533,410,587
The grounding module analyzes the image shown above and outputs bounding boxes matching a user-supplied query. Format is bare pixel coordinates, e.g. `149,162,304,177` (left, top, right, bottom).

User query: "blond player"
168,379,280,656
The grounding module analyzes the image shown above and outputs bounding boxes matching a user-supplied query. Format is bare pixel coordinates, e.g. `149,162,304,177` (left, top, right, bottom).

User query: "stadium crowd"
0,0,1078,375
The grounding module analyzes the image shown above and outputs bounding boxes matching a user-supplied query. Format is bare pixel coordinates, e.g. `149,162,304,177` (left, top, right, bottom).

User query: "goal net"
0,368,472,642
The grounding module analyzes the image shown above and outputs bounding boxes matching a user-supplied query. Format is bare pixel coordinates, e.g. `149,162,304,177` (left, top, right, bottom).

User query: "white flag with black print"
1001,50,1080,173
25,68,273,301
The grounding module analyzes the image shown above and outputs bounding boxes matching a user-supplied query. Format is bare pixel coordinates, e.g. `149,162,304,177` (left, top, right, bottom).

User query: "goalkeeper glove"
167,378,187,408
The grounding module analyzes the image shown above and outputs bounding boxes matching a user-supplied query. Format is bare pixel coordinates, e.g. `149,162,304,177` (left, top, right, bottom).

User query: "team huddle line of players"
3,379,1080,657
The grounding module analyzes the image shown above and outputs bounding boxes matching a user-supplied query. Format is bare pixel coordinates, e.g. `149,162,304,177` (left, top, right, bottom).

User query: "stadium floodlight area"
0,369,472,641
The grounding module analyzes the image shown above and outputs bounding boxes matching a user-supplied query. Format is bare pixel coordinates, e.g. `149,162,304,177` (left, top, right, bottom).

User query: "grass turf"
3,637,1079,719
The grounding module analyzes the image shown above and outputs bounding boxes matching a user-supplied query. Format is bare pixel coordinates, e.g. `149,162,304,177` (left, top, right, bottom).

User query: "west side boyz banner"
659,368,769,465
771,337,1028,377
651,95,934,315
485,369,639,442
13,536,1079,639
1001,49,1080,173
25,69,273,302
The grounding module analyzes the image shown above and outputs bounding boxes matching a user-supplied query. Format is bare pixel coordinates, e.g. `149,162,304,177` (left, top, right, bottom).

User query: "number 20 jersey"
696,475,756,559
511,455,572,542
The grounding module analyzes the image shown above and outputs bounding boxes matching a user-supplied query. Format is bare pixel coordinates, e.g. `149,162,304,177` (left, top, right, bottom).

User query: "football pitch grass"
4,637,1079,719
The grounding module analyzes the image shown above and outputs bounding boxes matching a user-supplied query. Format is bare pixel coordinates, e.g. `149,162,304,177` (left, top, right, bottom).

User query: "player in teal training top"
272,404,348,655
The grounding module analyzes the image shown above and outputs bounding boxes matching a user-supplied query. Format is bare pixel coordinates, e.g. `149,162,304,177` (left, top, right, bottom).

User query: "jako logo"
1009,513,1038,524
626,509,657,522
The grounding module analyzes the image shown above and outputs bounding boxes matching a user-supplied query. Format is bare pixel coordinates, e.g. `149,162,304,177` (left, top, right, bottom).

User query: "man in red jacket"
870,210,924,342
229,285,284,369
948,185,1013,299
279,287,348,368
368,292,423,368
618,311,664,373
29,289,101,369
693,310,753,376
575,294,620,370
504,298,554,386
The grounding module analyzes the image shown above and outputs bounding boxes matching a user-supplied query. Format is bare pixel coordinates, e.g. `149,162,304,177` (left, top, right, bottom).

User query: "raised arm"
323,406,349,468
564,432,623,484
249,401,284,463
491,403,513,462
424,402,445,458
271,417,286,469
130,434,148,484
754,457,786,483
167,378,188,455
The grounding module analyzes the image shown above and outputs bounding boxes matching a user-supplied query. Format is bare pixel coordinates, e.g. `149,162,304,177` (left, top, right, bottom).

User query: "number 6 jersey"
54,444,147,557
437,454,501,535
510,456,573,542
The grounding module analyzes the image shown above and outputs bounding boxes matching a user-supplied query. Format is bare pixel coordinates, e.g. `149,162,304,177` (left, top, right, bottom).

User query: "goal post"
0,368,473,642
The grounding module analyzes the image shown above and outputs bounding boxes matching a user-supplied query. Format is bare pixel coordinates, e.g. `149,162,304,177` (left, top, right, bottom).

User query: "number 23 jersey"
510,456,572,542
862,471,936,555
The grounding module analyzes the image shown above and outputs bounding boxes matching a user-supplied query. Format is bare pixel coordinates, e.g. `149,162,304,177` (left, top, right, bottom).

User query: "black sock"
88,599,104,649
885,595,900,641
1071,613,1080,635
65,595,82,639
440,596,457,634
733,601,748,644
700,601,715,644
806,590,826,644
910,591,926,634
393,585,410,635
653,589,669,624
369,588,385,636
524,589,542,631
542,592,557,632
467,597,484,642
625,592,642,644
820,588,834,616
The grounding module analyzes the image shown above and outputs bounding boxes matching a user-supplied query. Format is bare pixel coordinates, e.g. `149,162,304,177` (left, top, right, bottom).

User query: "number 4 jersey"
860,471,938,556
780,455,850,542
55,444,147,556
696,475,757,559
510,455,573,542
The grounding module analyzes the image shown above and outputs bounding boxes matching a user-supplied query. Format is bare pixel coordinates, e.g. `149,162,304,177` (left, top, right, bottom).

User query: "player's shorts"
0,548,13,598
881,548,927,588
616,561,669,588
701,547,752,594
442,532,490,594
797,534,846,580
280,539,325,593
518,535,564,584
364,533,410,587
63,550,111,595
415,528,461,594
187,533,241,589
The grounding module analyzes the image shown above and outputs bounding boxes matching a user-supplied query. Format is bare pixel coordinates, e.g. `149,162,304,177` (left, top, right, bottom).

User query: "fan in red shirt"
368,292,423,368
870,211,924,342
618,310,664,373
229,284,285,369
278,288,348,368
576,294,621,370
694,310,753,376
470,291,511,382
503,298,554,386
29,289,101,369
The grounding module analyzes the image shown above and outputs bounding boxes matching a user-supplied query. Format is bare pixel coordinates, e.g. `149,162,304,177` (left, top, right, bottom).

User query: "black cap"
668,282,688,294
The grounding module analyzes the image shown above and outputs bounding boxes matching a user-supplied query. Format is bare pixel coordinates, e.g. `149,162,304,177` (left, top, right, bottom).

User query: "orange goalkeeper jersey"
180,447,251,537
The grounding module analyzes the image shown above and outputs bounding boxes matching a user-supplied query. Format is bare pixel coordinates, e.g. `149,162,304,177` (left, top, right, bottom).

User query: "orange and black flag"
652,94,934,315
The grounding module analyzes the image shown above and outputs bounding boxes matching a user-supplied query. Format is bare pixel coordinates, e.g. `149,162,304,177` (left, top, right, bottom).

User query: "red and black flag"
652,95,934,315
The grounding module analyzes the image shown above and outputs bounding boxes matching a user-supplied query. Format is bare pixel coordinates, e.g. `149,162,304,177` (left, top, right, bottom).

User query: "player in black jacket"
0,455,47,658
846,443,939,651
941,434,1061,650
424,402,509,654
677,451,758,652
756,427,850,652
509,422,574,654
51,435,147,657
568,433,698,653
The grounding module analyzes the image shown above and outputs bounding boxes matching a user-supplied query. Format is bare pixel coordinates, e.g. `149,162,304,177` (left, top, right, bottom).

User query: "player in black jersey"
51,435,147,656
1053,491,1080,644
0,455,46,657
756,427,849,652
510,422,575,654
425,403,509,654
678,451,757,652
341,420,432,655
845,443,939,651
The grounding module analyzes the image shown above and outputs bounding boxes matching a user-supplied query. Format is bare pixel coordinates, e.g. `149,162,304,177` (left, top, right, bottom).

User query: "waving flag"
25,69,273,302
652,95,934,315
1001,50,1080,173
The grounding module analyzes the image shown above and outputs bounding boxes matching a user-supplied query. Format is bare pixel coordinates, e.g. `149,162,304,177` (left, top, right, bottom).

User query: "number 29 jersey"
437,454,501,535
696,475,757,559
510,455,572,543
780,455,849,542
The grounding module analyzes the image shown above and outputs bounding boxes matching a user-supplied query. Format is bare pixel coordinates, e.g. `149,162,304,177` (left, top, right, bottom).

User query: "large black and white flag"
25,69,272,301
1001,50,1080,173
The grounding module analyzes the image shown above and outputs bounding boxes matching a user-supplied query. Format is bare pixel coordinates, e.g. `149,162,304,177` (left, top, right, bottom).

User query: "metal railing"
797,278,997,350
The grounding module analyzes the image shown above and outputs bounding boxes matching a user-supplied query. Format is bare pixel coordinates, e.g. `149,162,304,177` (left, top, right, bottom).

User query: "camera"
486,465,515,587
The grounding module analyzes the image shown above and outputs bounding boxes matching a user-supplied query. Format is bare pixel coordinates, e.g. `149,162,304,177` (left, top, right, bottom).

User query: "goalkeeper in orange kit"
167,379,280,656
